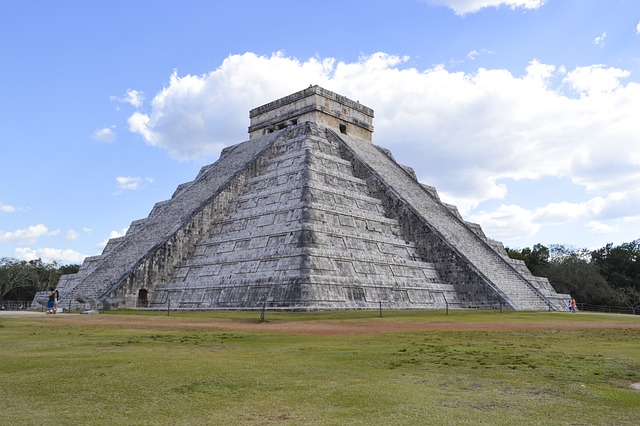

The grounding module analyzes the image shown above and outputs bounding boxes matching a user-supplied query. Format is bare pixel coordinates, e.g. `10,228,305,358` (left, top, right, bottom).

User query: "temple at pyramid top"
248,85,374,142
40,86,569,312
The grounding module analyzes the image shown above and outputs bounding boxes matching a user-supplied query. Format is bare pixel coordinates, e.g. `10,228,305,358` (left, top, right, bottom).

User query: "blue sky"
1,0,640,264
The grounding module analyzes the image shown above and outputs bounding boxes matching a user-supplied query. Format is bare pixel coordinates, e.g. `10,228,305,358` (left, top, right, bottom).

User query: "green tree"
507,244,620,307
618,287,640,314
506,243,550,276
59,263,80,275
544,248,619,306
591,240,640,291
0,258,79,301
0,258,35,301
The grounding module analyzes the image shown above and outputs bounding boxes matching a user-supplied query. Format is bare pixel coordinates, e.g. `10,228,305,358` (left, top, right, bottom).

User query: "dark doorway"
136,289,149,308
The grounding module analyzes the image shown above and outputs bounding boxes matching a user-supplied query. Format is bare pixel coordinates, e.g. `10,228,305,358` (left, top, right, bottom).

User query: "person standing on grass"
571,297,577,313
53,290,59,314
47,290,55,313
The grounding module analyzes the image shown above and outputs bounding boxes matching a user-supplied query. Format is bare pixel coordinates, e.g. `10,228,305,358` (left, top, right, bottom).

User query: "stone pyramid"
53,86,568,311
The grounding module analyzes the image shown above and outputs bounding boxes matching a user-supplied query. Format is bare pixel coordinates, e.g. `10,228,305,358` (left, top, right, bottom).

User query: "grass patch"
1,310,639,425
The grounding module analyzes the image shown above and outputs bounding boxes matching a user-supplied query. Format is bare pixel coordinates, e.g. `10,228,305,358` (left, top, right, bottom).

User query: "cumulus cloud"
563,64,631,95
91,127,116,142
470,188,640,243
128,52,337,161
470,199,591,241
1,203,16,213
122,89,144,109
584,190,640,222
469,204,540,240
15,247,88,264
114,176,154,192
126,51,640,245
0,224,60,244
428,0,547,15
110,89,145,112
637,21,640,34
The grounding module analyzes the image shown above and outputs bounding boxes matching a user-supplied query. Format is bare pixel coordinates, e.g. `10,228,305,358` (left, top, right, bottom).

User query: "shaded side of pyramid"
55,86,569,311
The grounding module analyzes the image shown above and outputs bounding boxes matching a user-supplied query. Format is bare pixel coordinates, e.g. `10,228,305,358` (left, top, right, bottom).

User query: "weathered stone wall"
109,134,291,308
249,86,374,142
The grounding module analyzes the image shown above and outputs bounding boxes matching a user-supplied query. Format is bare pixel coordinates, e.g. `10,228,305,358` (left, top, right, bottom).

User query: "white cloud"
585,190,640,221
593,31,607,47
533,202,585,224
586,221,618,234
115,176,154,192
92,127,116,142
1,203,16,213
470,188,640,243
563,64,631,96
128,52,337,161
636,21,640,35
470,200,589,241
466,48,494,61
0,224,60,244
428,0,547,15
469,204,540,240
122,89,144,109
126,51,640,246
66,229,79,241
129,53,640,197
110,89,145,112
14,247,88,264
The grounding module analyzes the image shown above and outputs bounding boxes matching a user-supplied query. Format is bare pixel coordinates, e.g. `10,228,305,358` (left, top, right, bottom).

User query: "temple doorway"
136,289,149,308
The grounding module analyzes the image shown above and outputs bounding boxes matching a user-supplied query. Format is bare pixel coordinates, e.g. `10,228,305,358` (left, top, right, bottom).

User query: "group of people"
568,297,577,313
47,290,59,314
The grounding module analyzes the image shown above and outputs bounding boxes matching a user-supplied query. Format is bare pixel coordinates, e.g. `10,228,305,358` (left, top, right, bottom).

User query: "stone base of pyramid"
141,280,464,311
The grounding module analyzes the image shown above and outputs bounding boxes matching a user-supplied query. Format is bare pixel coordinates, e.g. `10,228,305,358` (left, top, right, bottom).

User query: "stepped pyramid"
52,86,568,311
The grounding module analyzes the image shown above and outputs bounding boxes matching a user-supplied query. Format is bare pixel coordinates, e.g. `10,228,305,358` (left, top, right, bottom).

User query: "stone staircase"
335,130,565,310
153,122,459,309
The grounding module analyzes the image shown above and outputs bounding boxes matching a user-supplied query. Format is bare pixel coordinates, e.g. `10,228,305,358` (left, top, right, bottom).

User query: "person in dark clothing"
47,290,56,313
52,290,59,314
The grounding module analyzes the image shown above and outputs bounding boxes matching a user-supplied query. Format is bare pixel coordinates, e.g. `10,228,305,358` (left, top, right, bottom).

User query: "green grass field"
1,310,639,425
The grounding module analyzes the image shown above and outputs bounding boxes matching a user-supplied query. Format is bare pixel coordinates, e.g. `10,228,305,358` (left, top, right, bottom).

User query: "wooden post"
260,298,267,322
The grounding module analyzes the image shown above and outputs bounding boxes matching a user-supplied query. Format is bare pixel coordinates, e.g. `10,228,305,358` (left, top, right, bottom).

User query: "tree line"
506,239,640,313
1,238,639,312
0,257,79,303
